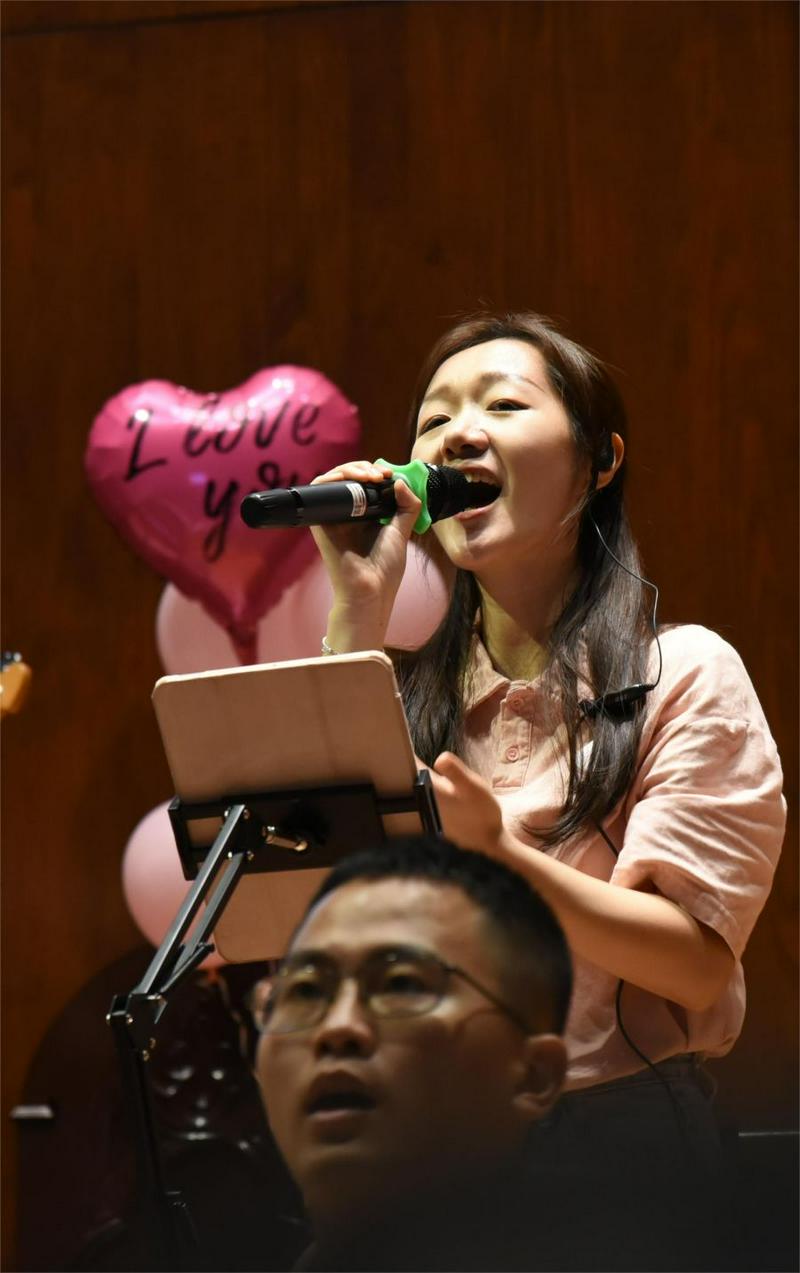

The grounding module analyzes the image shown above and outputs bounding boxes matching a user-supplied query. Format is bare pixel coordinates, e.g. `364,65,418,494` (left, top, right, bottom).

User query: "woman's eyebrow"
421,370,546,407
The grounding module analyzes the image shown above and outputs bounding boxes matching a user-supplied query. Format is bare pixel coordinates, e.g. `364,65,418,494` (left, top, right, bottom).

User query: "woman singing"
308,312,785,1269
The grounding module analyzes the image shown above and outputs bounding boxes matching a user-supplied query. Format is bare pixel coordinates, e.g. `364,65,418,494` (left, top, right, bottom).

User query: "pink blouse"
461,624,786,1090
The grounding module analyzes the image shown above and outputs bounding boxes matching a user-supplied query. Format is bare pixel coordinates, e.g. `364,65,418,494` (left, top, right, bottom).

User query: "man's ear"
512,1034,567,1123
595,432,625,491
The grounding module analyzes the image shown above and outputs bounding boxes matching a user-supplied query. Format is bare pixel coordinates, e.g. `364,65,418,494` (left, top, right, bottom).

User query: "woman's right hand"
309,460,422,652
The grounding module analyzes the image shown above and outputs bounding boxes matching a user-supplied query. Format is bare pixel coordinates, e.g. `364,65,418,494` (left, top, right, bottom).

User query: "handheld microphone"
240,461,499,533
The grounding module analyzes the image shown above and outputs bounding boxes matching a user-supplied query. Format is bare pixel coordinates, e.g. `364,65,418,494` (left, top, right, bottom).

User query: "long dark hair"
394,312,652,846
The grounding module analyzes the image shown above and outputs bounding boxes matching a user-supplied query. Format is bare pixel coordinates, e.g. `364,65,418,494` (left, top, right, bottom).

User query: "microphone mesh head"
425,465,499,523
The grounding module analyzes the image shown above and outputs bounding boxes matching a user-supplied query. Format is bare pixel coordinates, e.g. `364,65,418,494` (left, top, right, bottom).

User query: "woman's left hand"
429,752,504,856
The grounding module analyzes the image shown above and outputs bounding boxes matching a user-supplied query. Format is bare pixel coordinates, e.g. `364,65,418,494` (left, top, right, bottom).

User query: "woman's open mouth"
452,470,501,521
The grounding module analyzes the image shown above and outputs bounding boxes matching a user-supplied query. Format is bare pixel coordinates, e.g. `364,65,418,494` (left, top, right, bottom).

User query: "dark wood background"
2,0,797,1264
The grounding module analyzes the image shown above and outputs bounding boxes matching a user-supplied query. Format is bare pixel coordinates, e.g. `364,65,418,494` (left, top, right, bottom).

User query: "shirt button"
505,745,520,761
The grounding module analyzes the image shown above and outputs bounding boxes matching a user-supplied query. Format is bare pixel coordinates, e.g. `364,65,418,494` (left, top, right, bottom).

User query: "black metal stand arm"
108,772,441,1270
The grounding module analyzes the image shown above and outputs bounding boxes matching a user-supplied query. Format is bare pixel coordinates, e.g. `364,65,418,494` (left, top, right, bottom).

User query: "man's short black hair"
301,835,572,1034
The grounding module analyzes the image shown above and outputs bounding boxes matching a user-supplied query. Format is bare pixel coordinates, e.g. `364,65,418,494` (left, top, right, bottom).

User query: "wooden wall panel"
0,0,350,35
2,0,796,1262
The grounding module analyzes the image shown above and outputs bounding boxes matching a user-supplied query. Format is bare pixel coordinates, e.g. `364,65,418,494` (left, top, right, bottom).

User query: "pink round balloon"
386,545,449,650
155,544,449,674
85,367,362,662
121,801,225,967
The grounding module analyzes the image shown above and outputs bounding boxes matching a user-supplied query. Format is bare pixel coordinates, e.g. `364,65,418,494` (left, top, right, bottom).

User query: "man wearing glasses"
255,835,571,1271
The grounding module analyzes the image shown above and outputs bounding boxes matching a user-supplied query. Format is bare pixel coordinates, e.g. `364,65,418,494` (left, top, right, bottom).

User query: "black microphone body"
240,465,497,530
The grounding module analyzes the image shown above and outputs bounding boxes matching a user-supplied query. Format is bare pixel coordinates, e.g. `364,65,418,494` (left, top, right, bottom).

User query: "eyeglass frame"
258,942,533,1036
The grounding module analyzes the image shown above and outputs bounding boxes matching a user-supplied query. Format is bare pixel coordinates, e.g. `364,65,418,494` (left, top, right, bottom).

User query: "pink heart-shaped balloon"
85,367,361,661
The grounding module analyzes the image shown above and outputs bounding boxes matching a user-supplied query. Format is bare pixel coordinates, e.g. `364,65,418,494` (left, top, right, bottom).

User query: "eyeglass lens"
262,947,449,1034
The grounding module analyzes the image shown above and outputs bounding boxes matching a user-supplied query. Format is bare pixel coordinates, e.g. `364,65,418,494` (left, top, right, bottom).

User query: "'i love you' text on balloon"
85,367,362,661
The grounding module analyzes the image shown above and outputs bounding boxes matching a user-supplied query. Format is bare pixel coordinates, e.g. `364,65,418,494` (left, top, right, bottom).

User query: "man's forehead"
288,876,488,962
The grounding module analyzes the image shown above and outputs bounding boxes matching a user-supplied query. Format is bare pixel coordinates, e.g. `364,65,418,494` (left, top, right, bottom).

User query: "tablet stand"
108,770,441,1270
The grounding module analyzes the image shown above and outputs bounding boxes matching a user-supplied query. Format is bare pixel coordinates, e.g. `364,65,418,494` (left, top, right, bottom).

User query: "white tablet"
151,651,424,961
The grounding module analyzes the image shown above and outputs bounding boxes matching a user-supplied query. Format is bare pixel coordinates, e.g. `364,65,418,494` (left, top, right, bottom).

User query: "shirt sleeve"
611,627,786,959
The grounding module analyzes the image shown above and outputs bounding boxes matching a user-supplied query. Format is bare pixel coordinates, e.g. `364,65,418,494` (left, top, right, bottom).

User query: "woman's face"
410,339,590,580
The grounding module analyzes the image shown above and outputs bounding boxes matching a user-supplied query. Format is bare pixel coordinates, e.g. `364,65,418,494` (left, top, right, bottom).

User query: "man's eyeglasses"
259,944,531,1035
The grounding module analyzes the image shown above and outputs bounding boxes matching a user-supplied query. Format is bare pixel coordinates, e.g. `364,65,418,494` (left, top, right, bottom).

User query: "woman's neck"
477,560,578,682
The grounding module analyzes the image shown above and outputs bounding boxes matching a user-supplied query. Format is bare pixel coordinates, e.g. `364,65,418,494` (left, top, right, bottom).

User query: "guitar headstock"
1,652,32,718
